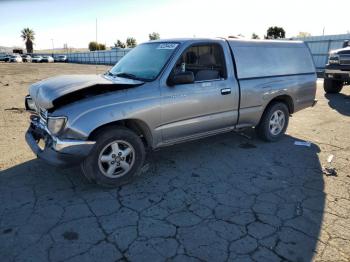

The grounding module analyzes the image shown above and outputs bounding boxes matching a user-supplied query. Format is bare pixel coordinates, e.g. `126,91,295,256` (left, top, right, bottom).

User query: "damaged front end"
24,74,145,166
28,74,144,110
25,114,96,167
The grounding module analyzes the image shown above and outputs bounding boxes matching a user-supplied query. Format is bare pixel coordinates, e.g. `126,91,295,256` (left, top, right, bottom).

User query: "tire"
256,102,289,142
324,79,343,94
81,126,145,187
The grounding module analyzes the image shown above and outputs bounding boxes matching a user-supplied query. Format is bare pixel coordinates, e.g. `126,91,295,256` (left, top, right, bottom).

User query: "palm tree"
21,28,35,54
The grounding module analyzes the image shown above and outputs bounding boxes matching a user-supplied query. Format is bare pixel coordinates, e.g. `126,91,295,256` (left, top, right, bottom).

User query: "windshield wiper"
105,71,114,76
107,71,149,81
115,72,139,80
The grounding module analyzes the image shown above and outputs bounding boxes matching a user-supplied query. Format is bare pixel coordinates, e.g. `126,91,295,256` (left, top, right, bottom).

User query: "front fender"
51,82,160,141
62,95,160,144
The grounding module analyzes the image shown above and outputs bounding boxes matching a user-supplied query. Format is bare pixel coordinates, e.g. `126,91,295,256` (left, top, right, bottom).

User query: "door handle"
221,88,231,95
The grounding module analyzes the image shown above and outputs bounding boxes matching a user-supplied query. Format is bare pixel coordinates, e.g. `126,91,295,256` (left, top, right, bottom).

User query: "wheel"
81,126,145,187
256,102,289,142
324,79,343,94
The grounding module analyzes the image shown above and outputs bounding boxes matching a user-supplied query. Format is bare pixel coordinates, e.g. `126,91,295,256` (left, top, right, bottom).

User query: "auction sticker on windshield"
157,43,178,49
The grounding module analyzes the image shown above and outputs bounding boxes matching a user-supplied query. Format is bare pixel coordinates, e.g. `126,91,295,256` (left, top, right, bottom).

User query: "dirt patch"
62,231,79,240
239,142,257,149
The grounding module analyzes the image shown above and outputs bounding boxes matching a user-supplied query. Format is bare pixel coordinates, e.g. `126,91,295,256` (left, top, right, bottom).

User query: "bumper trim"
25,123,95,167
53,138,95,154
325,69,350,75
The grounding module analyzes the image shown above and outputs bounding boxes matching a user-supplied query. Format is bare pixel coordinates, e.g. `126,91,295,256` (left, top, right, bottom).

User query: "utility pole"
322,27,325,36
95,18,98,74
96,18,98,48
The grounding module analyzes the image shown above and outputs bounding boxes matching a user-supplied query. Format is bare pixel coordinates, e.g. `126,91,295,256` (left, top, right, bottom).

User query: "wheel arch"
265,94,294,114
88,119,153,148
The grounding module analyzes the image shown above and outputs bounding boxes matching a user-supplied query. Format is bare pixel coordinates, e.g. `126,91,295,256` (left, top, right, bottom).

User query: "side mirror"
342,40,350,48
168,71,194,86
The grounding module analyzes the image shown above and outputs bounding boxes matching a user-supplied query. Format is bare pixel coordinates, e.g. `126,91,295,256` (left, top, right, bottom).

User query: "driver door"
159,42,239,143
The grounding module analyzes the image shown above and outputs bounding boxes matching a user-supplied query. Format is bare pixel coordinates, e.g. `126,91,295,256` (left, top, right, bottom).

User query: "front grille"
340,55,350,65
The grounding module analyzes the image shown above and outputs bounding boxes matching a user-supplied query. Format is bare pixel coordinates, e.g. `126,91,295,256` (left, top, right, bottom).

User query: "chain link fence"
61,48,131,65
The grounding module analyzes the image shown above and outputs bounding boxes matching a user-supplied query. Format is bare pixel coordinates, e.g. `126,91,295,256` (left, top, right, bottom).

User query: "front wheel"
324,79,343,94
256,102,289,142
81,127,145,187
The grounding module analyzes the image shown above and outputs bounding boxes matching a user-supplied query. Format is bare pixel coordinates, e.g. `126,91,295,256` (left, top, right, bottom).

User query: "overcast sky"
0,0,349,50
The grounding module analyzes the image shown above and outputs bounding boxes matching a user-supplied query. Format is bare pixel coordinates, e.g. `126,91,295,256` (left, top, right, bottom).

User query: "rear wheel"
81,126,145,187
256,102,289,142
324,79,343,94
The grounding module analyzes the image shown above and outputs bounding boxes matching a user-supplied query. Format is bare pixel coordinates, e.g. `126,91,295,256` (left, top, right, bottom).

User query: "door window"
171,44,227,82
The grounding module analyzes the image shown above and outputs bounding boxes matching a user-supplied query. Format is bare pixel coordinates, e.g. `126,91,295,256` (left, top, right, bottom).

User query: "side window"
172,44,227,82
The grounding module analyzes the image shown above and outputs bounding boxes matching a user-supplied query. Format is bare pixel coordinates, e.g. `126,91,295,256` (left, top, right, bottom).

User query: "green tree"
88,41,106,51
265,26,286,39
251,33,260,39
21,28,35,53
98,43,106,50
149,32,160,40
126,37,137,48
114,40,126,48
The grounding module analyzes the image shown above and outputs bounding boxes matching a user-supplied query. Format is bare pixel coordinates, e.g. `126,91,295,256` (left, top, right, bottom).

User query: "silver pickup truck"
25,38,317,187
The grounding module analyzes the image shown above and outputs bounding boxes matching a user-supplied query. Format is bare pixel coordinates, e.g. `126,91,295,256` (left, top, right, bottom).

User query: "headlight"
47,116,67,135
328,54,339,64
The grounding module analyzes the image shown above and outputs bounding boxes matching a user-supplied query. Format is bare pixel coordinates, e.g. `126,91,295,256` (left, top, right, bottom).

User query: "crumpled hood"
29,74,143,109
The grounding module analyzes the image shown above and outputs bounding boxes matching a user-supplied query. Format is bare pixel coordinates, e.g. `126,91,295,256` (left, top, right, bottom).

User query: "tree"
149,32,160,40
114,40,126,48
88,42,106,51
98,43,106,50
21,28,35,53
296,32,311,38
251,33,260,39
265,26,286,39
126,37,137,48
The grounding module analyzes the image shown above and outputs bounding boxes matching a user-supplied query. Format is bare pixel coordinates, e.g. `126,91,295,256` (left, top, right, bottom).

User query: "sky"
0,0,349,50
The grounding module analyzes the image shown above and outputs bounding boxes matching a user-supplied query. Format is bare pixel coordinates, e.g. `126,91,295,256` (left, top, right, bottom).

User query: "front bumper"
25,116,95,167
324,65,350,81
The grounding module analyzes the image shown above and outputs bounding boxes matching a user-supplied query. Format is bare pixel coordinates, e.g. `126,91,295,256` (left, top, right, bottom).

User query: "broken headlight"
47,116,67,135
25,95,37,112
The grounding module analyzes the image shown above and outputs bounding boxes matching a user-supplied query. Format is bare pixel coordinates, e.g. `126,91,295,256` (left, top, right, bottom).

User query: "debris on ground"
322,166,337,176
296,202,303,216
4,107,26,113
294,140,312,147
234,130,252,140
327,154,334,163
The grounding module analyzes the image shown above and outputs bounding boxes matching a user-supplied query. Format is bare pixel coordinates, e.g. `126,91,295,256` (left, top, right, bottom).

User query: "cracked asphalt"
1,63,350,262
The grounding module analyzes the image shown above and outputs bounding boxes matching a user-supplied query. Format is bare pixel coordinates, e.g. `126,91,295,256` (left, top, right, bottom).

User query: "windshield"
109,42,179,81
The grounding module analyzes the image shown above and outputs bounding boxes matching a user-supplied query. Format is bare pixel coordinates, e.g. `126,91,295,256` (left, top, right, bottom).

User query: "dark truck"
324,40,350,93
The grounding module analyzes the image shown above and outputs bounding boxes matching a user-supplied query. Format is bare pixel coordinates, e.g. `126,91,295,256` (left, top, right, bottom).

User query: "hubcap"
269,110,285,136
98,140,135,178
